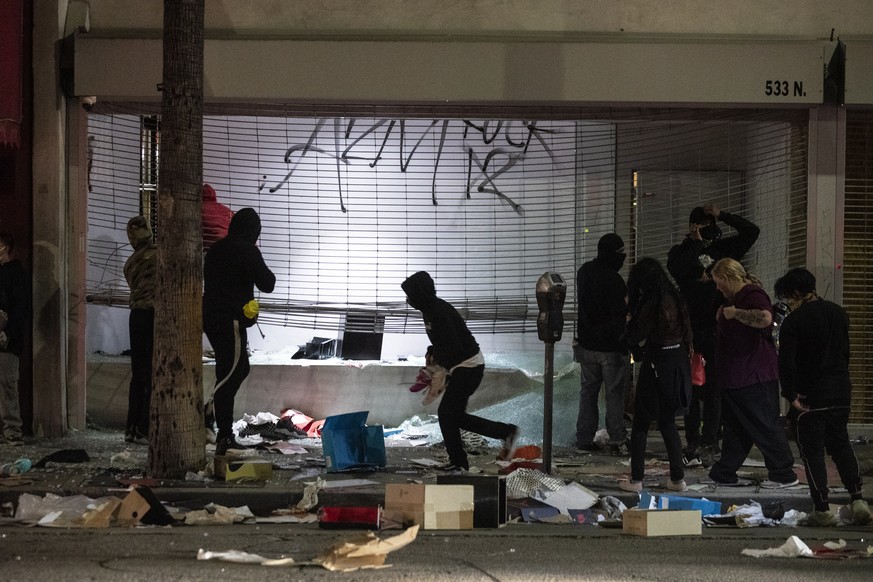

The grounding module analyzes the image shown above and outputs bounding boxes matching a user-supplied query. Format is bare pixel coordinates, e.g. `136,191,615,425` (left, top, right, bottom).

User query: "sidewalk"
1,428,871,517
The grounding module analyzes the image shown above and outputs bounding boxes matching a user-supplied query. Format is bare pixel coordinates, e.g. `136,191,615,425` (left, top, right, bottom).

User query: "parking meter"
534,272,566,474
536,272,567,343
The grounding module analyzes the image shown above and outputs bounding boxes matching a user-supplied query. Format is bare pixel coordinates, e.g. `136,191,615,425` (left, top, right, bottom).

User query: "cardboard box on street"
639,492,722,516
622,509,702,537
437,474,507,528
384,483,474,530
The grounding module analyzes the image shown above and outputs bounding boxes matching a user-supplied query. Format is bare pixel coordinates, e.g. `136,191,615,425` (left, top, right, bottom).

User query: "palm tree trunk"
148,0,205,477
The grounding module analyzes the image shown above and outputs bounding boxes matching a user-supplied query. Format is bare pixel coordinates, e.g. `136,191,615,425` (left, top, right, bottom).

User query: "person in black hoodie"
667,203,759,467
0,232,30,447
575,233,630,455
401,271,518,471
775,267,870,526
203,208,276,456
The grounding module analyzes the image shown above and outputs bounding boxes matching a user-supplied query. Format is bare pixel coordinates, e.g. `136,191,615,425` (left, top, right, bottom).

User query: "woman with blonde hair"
703,258,797,488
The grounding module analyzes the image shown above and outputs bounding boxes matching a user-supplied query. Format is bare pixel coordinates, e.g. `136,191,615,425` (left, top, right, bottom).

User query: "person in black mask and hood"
575,233,630,455
204,208,276,456
667,203,759,468
401,271,519,472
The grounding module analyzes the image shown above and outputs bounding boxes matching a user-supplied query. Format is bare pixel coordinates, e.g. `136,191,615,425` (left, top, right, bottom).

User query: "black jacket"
401,271,479,370
667,211,759,338
203,208,276,325
778,298,852,408
576,257,627,353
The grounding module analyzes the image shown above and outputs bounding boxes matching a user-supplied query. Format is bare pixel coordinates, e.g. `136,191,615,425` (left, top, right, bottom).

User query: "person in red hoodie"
201,183,234,252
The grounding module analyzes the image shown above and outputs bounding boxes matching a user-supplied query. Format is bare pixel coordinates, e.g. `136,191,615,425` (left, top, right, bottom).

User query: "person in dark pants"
575,233,630,455
667,203,760,467
0,233,30,447
775,267,870,526
204,208,276,456
122,217,156,445
401,271,518,472
619,258,693,493
704,258,797,488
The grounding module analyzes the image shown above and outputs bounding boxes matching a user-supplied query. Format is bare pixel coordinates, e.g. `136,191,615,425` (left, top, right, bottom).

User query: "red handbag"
691,351,706,387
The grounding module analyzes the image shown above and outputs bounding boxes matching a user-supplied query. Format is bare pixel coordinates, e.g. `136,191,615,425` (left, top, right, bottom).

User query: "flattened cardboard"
622,509,702,537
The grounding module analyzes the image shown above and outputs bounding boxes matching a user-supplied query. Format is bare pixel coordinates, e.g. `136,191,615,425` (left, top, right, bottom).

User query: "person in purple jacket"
703,258,797,488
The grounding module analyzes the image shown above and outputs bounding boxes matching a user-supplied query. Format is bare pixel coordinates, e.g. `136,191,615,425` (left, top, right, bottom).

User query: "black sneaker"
435,462,468,473
609,441,630,456
576,442,601,453
215,436,248,456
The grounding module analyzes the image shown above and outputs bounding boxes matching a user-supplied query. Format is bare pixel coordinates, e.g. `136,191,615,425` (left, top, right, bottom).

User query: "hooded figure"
122,216,157,444
401,271,518,471
666,202,760,467
574,233,630,453
203,207,276,456
202,183,235,252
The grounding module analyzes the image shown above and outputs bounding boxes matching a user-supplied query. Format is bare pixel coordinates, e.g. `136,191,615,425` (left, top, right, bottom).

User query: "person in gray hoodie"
401,271,518,471
203,208,276,456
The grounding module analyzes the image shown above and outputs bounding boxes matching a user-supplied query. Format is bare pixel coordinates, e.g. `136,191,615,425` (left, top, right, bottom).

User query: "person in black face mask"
667,203,760,468
574,233,631,455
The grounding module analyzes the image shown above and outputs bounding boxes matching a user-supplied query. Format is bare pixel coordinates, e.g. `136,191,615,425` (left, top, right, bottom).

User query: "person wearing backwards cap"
667,203,760,468
574,233,630,455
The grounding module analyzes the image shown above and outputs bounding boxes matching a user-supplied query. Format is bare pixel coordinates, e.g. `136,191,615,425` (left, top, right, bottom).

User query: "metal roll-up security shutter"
84,104,808,353
845,111,873,424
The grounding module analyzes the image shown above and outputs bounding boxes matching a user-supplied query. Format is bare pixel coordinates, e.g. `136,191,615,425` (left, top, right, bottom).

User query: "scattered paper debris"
742,535,813,558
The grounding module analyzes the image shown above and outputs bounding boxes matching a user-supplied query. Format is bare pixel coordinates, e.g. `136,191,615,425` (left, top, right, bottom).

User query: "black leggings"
204,318,250,439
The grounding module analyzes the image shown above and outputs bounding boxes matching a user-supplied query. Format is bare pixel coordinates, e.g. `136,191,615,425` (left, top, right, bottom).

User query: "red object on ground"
318,506,381,529
512,445,542,460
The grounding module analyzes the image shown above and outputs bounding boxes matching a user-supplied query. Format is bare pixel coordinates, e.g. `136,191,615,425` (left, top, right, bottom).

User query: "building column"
807,105,846,303
31,0,68,437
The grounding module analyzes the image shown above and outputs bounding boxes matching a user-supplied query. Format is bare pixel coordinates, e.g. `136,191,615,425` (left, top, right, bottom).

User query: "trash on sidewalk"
196,524,420,572
622,509,702,537
532,481,598,515
322,411,387,472
33,449,90,468
0,458,31,477
318,506,381,529
383,483,474,530
217,458,273,482
702,500,802,528
11,486,175,528
639,492,721,516
184,503,255,526
296,477,325,511
437,474,507,528
743,536,873,559
742,535,814,558
504,467,566,500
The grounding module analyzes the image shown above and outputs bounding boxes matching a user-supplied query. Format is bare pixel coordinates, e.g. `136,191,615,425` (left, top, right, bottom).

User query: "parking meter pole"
535,272,566,476
543,342,554,474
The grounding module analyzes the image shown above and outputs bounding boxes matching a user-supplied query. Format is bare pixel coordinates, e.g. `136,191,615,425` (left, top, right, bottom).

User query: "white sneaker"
851,499,871,525
665,479,688,492
618,480,642,493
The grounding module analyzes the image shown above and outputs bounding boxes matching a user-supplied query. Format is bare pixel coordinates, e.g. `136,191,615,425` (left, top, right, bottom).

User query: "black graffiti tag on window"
270,118,557,214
